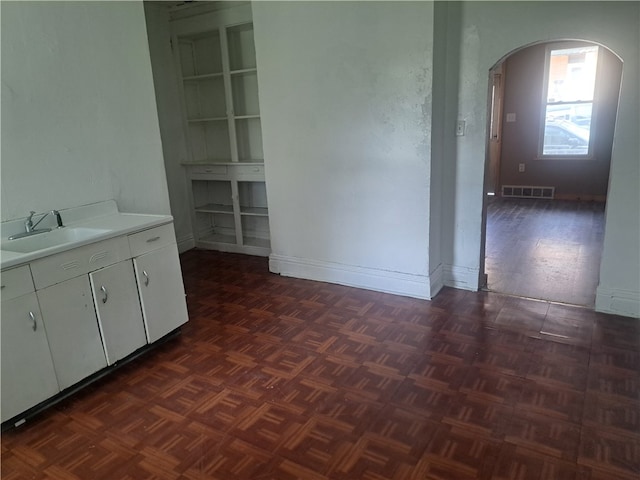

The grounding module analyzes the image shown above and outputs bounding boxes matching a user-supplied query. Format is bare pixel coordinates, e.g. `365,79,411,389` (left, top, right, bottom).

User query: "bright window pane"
547,46,599,103
543,45,598,156
543,117,590,155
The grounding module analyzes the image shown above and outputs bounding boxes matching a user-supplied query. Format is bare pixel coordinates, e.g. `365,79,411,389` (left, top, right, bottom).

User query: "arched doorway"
481,40,623,307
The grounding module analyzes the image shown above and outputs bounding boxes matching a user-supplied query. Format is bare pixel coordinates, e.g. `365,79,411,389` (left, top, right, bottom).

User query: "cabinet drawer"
128,223,176,257
1,266,35,301
189,165,228,177
234,164,264,179
31,237,131,290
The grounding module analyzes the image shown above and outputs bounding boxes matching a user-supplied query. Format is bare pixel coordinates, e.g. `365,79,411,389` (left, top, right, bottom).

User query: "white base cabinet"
133,244,189,343
1,292,60,423
90,260,147,365
1,221,188,425
36,276,108,390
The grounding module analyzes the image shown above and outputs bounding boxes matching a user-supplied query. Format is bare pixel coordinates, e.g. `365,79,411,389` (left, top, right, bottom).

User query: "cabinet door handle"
100,285,108,304
143,270,149,286
28,311,37,331
146,236,161,243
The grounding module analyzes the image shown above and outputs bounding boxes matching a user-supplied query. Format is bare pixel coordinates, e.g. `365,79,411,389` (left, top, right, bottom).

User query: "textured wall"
445,1,639,316
1,1,170,221
253,1,436,295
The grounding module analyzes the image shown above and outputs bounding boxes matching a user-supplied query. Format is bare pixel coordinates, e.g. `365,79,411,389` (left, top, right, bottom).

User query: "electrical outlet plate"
456,120,465,136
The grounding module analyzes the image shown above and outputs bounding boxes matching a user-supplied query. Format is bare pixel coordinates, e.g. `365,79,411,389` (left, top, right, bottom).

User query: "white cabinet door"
37,276,107,390
90,260,147,365
1,293,60,422
133,244,189,343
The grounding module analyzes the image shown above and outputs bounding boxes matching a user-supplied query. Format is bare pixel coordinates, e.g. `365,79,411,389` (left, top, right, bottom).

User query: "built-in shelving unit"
172,3,270,256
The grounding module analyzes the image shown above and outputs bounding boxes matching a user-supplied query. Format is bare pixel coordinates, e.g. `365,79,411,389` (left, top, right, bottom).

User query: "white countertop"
1,201,173,270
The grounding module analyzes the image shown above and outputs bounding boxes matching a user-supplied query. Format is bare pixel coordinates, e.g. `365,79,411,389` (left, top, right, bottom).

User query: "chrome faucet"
25,211,47,232
24,210,64,232
7,210,64,240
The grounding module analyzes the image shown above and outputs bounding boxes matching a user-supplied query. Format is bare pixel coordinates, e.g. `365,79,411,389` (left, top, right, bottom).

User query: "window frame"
537,42,600,160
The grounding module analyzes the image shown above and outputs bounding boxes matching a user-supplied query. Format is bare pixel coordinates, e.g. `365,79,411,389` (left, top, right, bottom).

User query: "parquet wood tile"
587,365,640,401
459,368,526,406
582,393,640,438
418,426,501,480
515,382,586,424
525,360,589,392
578,427,640,479
530,340,591,365
442,394,513,440
492,444,591,480
389,377,459,420
504,411,581,461
277,415,360,474
2,249,639,479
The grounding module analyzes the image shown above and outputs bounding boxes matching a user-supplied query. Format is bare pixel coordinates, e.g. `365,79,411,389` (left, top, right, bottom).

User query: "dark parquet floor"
2,250,639,479
485,198,605,307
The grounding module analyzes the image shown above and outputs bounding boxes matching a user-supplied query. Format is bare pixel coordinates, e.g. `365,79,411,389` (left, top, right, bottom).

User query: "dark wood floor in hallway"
2,250,639,479
485,198,605,307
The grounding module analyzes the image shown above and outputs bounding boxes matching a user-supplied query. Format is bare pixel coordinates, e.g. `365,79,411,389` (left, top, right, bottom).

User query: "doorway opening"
482,40,623,307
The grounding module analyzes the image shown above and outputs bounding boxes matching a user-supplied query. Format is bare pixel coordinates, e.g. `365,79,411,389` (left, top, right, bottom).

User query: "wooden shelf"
199,232,237,245
183,72,224,81
243,236,270,249
230,68,257,76
240,206,268,216
188,116,228,123
195,203,234,214
190,159,234,165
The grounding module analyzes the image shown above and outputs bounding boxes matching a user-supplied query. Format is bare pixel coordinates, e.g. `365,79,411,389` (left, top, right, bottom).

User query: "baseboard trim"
595,286,640,319
177,234,195,253
269,254,434,300
443,264,480,291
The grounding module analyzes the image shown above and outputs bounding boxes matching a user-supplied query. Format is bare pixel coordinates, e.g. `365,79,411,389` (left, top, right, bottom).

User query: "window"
540,45,599,157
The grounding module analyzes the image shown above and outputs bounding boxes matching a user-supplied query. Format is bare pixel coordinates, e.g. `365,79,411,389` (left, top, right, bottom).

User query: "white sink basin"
2,227,111,253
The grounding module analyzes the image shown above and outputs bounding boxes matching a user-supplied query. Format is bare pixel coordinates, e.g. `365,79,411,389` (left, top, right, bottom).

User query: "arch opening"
480,39,623,307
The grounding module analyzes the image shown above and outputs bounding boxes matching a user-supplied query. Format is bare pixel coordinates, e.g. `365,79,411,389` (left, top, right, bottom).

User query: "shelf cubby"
176,11,269,256
231,71,260,117
178,30,223,77
183,76,227,119
241,215,270,248
195,211,236,246
238,181,268,215
188,121,231,163
236,118,263,162
227,23,256,71
192,180,233,211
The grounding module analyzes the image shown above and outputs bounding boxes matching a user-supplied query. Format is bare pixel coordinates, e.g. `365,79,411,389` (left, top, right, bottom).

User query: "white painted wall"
136,0,637,316
252,1,436,298
429,1,461,292
143,2,194,251
444,1,639,317
1,1,170,222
